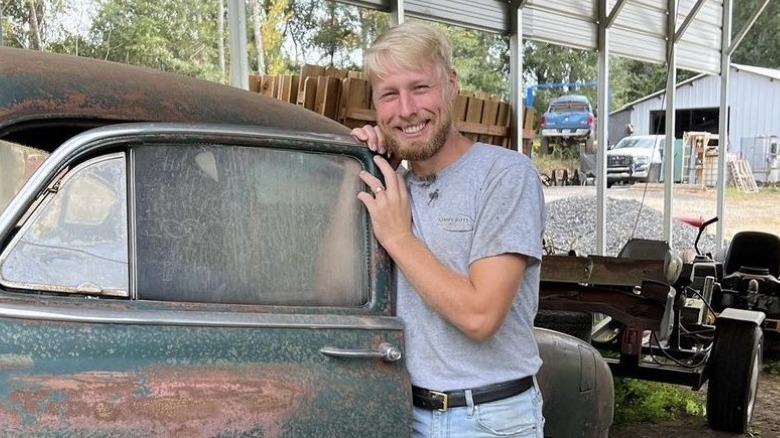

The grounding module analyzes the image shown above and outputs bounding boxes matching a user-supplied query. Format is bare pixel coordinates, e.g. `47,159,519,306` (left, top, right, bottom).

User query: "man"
352,22,546,437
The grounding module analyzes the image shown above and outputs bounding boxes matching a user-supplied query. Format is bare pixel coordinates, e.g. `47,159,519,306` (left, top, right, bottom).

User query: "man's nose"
397,91,419,117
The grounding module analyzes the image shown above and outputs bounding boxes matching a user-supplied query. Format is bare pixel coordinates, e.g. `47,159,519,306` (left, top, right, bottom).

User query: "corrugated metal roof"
405,0,508,33
342,0,726,75
522,0,724,74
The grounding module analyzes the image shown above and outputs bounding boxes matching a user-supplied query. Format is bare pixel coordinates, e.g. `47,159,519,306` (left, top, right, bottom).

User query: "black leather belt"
412,376,534,411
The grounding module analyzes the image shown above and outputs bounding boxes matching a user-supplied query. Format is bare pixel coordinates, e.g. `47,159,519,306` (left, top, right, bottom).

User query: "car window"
133,144,369,306
550,102,589,113
613,137,657,150
0,140,49,215
0,154,128,295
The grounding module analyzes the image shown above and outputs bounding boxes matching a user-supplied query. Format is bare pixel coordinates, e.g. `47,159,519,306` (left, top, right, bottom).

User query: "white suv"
606,134,664,188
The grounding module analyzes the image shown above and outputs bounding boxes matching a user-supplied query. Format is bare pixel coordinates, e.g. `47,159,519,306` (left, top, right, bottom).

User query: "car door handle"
320,342,402,362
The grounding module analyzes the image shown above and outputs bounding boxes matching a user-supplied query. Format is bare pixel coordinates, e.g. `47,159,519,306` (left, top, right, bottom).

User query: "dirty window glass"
0,154,128,295
0,140,49,215
134,144,368,306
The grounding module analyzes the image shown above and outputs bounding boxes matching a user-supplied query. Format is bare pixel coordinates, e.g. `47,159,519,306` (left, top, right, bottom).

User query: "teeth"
402,123,425,134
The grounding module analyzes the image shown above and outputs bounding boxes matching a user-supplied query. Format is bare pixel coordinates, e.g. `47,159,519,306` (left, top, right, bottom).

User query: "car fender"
535,327,614,438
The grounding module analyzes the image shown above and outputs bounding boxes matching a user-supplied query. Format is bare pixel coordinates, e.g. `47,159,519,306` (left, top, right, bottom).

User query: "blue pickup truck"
539,94,596,154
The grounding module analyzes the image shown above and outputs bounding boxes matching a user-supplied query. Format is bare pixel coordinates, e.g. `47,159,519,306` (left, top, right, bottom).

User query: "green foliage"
732,0,780,68
613,378,706,425
279,0,388,72
262,0,294,75
1,0,66,50
88,0,222,80
523,42,598,122
440,23,509,99
764,358,780,375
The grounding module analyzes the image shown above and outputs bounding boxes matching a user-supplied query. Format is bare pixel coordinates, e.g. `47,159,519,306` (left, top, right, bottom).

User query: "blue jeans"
412,381,544,438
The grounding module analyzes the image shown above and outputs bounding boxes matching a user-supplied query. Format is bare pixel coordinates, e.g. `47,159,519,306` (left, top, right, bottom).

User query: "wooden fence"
250,64,534,155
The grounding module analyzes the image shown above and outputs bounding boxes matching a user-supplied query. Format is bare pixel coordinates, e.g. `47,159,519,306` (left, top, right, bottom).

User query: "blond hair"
363,22,453,83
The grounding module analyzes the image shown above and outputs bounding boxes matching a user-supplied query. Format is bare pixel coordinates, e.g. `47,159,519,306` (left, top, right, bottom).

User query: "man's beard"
384,117,451,161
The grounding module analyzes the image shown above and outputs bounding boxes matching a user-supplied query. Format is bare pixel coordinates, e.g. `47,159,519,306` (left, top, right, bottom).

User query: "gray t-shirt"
398,142,545,391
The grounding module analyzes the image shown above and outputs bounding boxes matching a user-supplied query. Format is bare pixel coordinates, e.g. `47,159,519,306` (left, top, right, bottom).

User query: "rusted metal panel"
541,254,672,286
539,283,666,330
0,48,349,142
0,300,411,436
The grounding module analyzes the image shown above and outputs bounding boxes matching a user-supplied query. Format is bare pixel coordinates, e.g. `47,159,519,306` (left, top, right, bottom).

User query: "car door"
0,124,410,437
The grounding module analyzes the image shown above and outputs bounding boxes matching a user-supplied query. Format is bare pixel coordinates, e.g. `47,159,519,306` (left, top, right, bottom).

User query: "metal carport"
229,0,771,254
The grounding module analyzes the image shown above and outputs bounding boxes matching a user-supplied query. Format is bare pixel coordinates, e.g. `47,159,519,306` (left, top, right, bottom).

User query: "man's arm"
389,234,527,342
357,155,528,342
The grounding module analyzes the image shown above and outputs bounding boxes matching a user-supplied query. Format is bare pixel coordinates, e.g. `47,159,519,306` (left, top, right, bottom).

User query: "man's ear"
448,69,459,97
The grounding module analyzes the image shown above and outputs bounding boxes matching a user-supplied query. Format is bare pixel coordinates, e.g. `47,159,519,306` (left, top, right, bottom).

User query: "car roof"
0,48,350,143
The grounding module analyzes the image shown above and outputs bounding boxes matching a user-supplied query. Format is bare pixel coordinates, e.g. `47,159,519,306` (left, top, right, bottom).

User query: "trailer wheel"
706,323,762,433
534,310,592,343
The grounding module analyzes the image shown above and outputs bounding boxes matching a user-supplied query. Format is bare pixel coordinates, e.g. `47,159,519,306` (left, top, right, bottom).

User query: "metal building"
609,64,780,182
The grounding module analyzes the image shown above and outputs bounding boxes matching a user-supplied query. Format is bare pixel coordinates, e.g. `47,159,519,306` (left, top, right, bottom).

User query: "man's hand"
350,124,402,169
356,155,413,252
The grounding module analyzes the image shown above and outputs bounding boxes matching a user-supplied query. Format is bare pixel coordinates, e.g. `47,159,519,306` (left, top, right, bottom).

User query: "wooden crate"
253,64,530,153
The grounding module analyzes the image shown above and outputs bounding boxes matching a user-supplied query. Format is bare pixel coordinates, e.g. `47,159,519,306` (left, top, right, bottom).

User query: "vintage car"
0,47,613,437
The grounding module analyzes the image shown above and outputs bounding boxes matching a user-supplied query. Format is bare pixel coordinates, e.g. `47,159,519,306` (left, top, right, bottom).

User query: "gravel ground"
544,194,721,259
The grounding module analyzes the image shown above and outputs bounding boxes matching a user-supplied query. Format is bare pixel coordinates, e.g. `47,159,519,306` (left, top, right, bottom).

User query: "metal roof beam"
605,0,629,29
674,0,707,43
389,0,405,25
728,0,770,56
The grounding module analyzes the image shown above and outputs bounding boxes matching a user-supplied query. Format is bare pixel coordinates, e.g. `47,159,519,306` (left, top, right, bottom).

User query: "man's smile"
399,121,429,136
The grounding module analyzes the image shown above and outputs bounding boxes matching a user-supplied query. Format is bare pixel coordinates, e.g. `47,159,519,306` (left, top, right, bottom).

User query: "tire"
540,137,550,155
706,323,763,433
534,310,592,343
606,181,614,188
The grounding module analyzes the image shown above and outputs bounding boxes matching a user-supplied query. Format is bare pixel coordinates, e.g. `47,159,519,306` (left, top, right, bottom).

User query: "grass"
613,378,706,425
614,357,780,427
764,358,780,375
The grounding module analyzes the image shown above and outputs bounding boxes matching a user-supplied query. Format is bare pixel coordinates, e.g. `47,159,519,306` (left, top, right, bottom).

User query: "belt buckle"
430,391,448,411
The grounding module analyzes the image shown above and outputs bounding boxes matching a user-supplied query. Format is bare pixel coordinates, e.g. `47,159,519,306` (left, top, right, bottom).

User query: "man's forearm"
384,236,523,341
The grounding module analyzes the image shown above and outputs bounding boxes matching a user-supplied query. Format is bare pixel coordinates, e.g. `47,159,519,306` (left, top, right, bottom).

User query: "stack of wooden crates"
249,65,535,155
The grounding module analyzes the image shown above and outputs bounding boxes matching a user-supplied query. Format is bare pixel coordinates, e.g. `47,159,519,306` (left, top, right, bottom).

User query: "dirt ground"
543,183,780,437
543,182,780,241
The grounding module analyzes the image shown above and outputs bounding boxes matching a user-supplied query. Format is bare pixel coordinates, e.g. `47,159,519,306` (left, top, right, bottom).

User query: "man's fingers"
373,155,399,192
350,125,387,154
359,169,384,193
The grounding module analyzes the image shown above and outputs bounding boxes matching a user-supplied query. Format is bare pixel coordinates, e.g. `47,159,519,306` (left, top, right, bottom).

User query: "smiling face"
372,62,457,162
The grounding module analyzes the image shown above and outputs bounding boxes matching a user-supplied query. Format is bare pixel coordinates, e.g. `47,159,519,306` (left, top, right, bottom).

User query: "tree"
89,0,221,80
217,0,226,81
732,0,780,69
523,42,598,119
249,0,266,74
261,0,292,74
1,0,66,50
441,23,509,99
